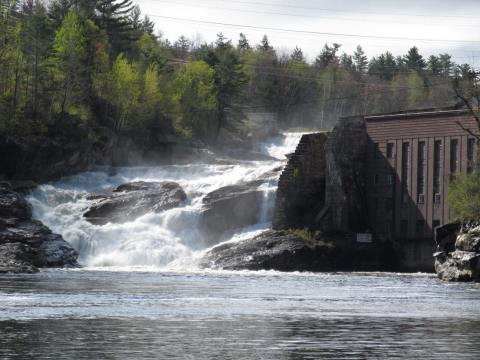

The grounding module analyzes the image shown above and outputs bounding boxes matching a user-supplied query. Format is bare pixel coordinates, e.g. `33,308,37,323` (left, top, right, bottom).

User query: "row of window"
373,138,477,198
374,139,476,172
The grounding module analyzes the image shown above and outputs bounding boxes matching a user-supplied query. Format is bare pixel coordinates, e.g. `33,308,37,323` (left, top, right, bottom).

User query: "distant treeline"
0,0,476,144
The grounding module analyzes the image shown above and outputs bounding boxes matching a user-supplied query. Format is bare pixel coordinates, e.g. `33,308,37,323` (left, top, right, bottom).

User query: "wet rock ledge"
0,182,78,273
201,230,399,272
84,181,187,225
434,222,480,282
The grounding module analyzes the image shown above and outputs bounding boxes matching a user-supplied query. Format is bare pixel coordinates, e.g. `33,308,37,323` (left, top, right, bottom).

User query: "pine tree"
237,33,250,51
290,46,304,62
314,43,341,69
257,35,272,52
353,45,368,74
403,46,426,72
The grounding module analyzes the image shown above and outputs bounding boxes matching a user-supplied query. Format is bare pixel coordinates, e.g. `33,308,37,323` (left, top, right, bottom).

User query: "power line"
147,14,480,44
144,0,480,20
141,0,480,28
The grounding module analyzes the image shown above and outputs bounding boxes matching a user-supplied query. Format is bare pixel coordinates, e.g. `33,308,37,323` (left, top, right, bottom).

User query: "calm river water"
0,270,479,359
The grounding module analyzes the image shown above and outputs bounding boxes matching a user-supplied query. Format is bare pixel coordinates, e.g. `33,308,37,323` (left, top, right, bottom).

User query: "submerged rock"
0,182,78,273
201,230,399,272
434,222,480,282
84,181,187,225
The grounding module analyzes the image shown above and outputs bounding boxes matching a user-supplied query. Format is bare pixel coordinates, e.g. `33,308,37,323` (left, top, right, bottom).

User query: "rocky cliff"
434,222,480,282
0,182,78,273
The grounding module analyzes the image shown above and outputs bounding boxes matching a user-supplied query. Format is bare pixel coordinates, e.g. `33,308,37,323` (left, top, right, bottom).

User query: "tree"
173,35,190,59
215,32,232,51
353,45,368,74
257,34,273,52
439,54,454,78
404,46,426,72
340,53,354,71
428,55,441,76
50,11,88,118
449,174,480,221
171,60,217,139
369,52,397,80
315,43,341,69
290,46,304,62
237,33,250,51
107,54,140,130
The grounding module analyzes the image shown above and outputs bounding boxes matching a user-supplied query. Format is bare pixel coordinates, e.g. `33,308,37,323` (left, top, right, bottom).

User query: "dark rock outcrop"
84,181,187,225
0,182,78,273
0,134,96,183
201,230,400,272
272,133,328,230
434,222,480,282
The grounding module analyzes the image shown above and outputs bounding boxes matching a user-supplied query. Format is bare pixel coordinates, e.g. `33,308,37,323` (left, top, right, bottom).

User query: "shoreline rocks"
84,181,187,225
434,222,480,282
0,182,78,274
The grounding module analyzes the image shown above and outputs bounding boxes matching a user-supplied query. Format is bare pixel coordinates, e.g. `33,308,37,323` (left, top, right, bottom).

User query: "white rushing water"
27,133,304,269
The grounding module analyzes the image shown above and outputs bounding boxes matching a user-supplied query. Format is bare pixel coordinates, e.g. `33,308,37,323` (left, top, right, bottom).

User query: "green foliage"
448,174,480,221
50,11,88,117
106,54,141,130
0,2,474,147
171,60,217,139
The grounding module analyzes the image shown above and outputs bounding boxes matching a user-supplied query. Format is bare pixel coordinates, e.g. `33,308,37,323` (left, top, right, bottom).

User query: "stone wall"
272,133,328,230
323,116,369,233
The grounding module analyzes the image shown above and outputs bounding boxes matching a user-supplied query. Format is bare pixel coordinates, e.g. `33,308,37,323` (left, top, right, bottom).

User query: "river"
1,133,479,359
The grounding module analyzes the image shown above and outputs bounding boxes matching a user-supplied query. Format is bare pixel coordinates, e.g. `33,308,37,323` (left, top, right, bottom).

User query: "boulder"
434,222,480,282
0,183,78,273
84,181,187,225
199,182,263,246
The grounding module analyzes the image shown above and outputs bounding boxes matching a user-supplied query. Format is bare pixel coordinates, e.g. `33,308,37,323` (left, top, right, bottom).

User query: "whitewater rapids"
27,133,304,269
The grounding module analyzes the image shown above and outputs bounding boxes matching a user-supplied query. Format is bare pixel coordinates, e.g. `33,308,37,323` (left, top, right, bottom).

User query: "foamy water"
28,133,304,269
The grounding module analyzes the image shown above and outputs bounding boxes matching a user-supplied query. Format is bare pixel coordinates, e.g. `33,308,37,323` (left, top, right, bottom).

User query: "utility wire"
141,0,480,28
142,0,480,20
147,14,480,44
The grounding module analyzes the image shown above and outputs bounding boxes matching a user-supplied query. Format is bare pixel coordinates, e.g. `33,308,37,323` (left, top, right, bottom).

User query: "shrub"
448,174,480,221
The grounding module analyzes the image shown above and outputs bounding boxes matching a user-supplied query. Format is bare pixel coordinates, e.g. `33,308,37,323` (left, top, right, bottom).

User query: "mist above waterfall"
27,133,305,269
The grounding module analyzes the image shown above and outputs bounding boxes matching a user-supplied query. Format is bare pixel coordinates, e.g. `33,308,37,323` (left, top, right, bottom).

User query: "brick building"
365,108,478,268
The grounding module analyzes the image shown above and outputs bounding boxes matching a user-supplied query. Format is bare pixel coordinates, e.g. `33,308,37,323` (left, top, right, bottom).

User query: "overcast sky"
134,0,480,66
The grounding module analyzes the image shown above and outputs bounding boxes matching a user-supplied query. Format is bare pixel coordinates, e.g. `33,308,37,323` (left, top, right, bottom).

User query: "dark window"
450,139,459,174
417,141,426,196
374,143,380,159
374,174,379,185
433,140,442,195
400,220,409,237
433,220,441,229
386,222,393,238
386,198,394,215
467,138,476,174
416,220,425,236
402,142,410,204
387,174,395,186
387,143,395,159
372,198,379,218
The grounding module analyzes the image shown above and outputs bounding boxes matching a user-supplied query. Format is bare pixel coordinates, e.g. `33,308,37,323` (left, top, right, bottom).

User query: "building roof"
364,108,471,122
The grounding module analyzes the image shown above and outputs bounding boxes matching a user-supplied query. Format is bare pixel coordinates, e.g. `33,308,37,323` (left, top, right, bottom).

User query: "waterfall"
27,133,304,269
